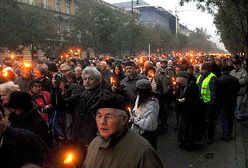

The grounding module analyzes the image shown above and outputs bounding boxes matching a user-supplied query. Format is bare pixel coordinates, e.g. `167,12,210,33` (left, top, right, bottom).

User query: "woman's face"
114,67,121,75
30,83,42,95
0,91,9,106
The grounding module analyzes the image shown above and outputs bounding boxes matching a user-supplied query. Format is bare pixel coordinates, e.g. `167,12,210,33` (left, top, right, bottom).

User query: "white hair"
0,81,20,94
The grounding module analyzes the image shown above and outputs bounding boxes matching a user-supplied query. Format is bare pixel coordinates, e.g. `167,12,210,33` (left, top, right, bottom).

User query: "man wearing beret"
83,93,164,168
120,61,146,106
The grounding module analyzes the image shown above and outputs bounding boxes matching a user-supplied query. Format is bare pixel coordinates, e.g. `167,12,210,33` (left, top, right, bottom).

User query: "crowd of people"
0,53,247,168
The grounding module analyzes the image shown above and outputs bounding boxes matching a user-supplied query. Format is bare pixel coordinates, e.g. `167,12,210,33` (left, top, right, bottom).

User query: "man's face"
160,62,167,68
83,73,99,90
75,68,82,78
34,70,43,79
0,111,8,135
176,77,188,86
21,67,31,79
175,67,181,76
99,62,107,71
96,108,127,140
125,66,136,77
200,68,209,76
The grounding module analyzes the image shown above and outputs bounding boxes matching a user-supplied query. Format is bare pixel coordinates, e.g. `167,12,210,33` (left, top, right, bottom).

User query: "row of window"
17,0,72,15
53,0,72,14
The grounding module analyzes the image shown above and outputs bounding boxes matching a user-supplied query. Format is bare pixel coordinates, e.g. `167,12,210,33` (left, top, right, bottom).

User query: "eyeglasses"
95,113,121,122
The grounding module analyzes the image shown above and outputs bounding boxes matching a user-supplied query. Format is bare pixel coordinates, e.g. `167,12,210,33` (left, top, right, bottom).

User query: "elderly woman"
0,81,20,117
131,79,159,150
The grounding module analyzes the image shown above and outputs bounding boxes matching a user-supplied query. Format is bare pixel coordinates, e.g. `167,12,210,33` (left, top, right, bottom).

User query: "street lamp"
131,0,139,56
131,0,140,14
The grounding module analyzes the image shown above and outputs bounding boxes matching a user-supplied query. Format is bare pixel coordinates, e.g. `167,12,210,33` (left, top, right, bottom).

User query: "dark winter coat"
176,80,201,143
0,127,49,168
217,72,240,106
120,73,146,105
72,87,111,145
8,107,53,146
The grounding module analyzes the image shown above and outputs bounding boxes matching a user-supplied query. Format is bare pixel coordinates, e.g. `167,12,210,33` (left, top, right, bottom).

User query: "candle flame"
110,77,113,84
2,70,7,77
63,153,73,165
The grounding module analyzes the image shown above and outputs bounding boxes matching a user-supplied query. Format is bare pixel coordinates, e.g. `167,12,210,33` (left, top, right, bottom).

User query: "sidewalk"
157,117,246,168
241,120,248,168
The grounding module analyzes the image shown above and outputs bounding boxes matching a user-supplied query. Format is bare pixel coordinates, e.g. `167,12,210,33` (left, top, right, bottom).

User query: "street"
157,113,246,168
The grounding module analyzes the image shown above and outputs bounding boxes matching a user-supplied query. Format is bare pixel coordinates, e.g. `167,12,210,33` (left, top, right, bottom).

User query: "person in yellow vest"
196,63,218,145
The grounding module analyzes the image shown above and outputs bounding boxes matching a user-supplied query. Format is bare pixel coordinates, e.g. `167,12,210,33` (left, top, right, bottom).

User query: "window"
43,0,48,9
55,0,60,12
66,0,71,14
28,0,34,5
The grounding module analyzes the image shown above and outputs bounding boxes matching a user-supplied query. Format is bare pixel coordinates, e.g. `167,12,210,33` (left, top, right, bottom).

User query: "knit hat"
136,79,151,90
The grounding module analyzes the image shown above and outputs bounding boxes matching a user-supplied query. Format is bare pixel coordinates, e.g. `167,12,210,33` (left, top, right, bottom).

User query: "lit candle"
110,77,115,86
63,152,73,165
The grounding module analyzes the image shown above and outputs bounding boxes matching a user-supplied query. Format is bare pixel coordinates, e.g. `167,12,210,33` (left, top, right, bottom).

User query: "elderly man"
72,67,112,157
120,61,146,106
74,66,83,85
99,61,113,83
14,64,33,92
83,93,164,168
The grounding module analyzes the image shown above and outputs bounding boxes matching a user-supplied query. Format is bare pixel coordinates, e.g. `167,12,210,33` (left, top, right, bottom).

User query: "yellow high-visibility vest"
196,72,216,103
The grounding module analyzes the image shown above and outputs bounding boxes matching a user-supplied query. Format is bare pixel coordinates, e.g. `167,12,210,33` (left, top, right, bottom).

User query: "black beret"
136,79,151,90
177,71,189,78
125,61,135,67
97,92,127,112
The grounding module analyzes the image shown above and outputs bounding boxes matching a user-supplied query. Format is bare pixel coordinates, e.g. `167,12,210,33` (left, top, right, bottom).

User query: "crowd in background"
0,53,247,167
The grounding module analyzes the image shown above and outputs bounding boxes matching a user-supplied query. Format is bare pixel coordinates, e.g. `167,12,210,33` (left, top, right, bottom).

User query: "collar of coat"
98,126,129,149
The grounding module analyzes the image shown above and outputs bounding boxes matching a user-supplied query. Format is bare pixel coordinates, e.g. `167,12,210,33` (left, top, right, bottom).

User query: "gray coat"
230,68,248,95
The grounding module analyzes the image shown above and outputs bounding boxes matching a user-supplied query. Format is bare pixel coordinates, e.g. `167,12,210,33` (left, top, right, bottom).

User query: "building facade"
16,0,78,15
137,6,176,33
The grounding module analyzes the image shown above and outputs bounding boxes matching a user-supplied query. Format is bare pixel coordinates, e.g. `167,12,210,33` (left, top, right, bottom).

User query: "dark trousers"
220,103,235,138
142,131,157,150
202,102,217,140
